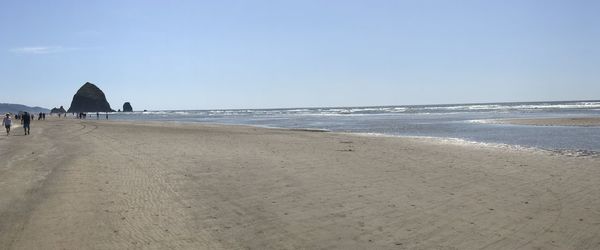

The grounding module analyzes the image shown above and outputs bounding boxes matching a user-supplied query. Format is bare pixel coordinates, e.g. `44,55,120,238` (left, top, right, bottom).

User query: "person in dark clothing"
22,112,31,135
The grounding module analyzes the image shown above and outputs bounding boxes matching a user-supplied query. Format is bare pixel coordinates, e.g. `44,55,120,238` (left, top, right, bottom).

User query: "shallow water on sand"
106,100,600,154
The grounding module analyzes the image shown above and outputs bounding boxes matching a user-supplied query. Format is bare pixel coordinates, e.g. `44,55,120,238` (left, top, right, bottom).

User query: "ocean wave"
115,101,600,117
466,119,496,124
413,102,600,112
284,102,600,115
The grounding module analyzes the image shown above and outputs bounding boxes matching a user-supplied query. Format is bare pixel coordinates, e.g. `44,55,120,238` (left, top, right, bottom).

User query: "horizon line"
3,98,599,112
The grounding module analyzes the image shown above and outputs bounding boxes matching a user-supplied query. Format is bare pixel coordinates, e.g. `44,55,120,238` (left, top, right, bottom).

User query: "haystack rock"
123,102,133,112
67,82,114,113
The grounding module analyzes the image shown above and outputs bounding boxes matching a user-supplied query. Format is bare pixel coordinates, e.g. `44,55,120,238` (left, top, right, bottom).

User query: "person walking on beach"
22,112,31,135
2,114,12,135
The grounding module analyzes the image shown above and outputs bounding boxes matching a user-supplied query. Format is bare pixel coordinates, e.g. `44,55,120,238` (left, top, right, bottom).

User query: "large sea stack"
123,102,133,112
67,82,114,113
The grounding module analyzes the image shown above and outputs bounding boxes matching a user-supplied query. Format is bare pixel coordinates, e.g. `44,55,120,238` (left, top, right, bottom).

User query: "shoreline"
1,119,599,249
101,118,600,158
32,117,600,158
350,132,600,158
491,117,600,127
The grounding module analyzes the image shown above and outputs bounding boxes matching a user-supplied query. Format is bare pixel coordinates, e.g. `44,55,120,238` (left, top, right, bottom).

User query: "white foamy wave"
424,137,533,151
124,101,600,118
510,102,600,110
466,119,496,124
351,133,600,158
324,107,408,115
130,111,195,115
140,111,171,115
418,102,600,112
351,133,536,151
423,105,504,111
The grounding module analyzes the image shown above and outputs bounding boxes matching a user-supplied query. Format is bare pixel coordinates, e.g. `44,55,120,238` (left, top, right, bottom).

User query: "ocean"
106,100,600,155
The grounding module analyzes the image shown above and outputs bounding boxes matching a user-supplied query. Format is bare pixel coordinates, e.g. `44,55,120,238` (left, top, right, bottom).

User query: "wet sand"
1,119,599,249
496,117,600,127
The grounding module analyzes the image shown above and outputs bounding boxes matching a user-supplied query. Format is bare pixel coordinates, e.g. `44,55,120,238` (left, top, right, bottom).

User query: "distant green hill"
0,103,50,114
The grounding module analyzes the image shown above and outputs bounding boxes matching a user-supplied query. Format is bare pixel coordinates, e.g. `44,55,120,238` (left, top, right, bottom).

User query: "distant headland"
0,103,49,114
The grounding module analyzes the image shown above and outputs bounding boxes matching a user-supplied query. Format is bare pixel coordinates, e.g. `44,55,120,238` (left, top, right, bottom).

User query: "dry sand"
1,119,599,249
495,117,600,127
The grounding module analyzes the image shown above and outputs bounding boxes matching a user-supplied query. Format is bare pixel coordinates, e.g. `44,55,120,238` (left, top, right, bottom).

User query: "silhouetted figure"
22,112,31,135
2,114,12,135
38,112,42,120
106,113,108,120
97,112,99,119
42,113,46,120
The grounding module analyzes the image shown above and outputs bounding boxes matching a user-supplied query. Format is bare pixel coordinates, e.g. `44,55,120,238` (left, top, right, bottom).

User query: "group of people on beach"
2,112,32,136
2,111,110,136
76,112,109,120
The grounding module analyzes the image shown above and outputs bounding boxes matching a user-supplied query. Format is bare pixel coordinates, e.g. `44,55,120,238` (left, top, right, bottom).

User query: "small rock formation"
123,102,133,112
50,106,67,114
67,82,114,113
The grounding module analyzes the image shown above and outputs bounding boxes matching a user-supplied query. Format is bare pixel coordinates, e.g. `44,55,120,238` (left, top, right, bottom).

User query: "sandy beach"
1,119,599,249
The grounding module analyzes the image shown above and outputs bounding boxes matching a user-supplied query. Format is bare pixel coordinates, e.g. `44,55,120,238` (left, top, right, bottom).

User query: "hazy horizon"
1,1,598,110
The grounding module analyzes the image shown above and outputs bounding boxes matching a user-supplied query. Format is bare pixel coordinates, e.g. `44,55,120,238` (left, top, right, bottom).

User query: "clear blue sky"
1,0,598,110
